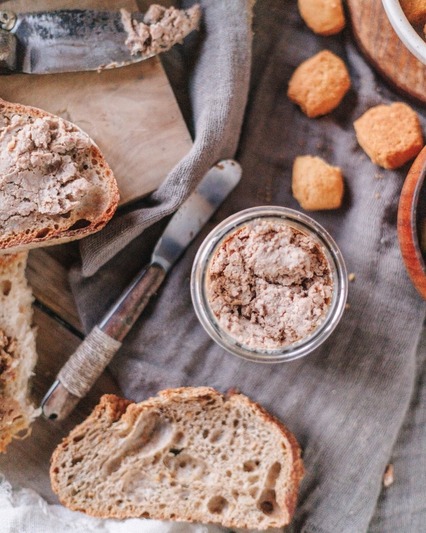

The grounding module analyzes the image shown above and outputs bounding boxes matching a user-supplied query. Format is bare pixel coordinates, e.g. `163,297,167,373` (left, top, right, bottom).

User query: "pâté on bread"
50,387,304,530
0,98,119,254
0,98,120,451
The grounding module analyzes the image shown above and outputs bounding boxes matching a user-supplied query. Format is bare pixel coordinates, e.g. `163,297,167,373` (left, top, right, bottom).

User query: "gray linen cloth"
70,1,426,531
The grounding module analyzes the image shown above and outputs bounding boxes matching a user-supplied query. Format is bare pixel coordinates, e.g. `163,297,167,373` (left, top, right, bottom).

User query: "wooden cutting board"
0,0,193,205
347,0,426,105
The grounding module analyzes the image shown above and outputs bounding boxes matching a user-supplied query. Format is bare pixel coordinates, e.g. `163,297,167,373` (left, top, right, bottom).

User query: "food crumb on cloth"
206,218,333,351
383,464,395,488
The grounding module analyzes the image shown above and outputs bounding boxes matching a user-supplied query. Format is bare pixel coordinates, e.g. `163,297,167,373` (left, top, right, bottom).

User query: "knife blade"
41,160,241,420
0,6,200,74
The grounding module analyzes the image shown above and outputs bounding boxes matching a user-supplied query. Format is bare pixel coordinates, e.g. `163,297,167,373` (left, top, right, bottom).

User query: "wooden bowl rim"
397,147,426,299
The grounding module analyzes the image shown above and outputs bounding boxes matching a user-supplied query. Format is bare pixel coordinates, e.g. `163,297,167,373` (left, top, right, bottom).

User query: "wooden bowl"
398,147,426,299
382,0,426,65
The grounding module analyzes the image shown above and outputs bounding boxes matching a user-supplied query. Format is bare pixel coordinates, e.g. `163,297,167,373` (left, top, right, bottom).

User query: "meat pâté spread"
206,218,333,351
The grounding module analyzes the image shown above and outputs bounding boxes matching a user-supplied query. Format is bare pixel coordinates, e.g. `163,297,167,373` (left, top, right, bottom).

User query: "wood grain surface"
26,249,83,332
347,0,426,105
0,0,193,205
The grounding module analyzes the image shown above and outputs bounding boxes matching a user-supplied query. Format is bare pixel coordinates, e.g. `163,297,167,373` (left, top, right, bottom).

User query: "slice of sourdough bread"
50,387,304,530
0,98,119,254
0,252,38,452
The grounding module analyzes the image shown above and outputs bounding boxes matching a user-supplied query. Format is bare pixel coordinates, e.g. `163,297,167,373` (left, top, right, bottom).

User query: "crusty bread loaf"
50,387,304,530
0,252,38,452
0,98,119,254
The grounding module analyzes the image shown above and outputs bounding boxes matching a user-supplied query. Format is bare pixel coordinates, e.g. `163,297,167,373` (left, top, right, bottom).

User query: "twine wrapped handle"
41,263,166,420
41,160,243,420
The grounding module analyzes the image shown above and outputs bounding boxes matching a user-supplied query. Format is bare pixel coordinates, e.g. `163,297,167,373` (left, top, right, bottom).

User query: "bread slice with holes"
0,98,119,254
0,252,39,452
50,387,304,530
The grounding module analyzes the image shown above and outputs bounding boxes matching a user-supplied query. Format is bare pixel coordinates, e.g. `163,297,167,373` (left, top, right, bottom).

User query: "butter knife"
0,6,200,74
41,160,242,420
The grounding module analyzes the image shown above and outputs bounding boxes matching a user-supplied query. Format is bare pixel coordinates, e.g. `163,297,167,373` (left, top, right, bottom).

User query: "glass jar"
190,206,348,363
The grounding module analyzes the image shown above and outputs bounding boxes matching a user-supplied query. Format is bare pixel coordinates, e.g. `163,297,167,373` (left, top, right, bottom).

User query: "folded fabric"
79,0,253,277
70,1,426,532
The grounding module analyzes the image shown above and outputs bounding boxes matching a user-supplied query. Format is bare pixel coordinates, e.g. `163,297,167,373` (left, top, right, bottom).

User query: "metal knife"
41,160,242,420
0,6,199,74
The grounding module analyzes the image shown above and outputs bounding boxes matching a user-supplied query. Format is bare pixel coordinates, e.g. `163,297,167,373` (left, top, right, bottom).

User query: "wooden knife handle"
99,262,166,341
42,263,166,420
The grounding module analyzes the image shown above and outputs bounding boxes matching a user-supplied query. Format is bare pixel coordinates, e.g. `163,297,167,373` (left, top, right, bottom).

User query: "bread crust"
0,98,119,254
50,387,304,529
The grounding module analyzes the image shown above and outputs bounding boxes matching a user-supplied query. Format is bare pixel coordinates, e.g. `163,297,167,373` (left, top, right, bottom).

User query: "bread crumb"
383,464,394,488
354,103,424,169
297,0,345,36
374,192,381,199
348,273,355,282
287,50,351,118
292,155,344,210
345,303,351,310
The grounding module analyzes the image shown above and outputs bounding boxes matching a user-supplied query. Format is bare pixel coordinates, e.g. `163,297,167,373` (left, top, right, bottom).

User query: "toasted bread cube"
298,0,346,35
287,50,351,118
292,155,344,210
354,103,424,169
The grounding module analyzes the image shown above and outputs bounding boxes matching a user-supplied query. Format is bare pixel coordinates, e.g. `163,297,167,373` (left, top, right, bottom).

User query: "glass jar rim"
191,206,348,363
